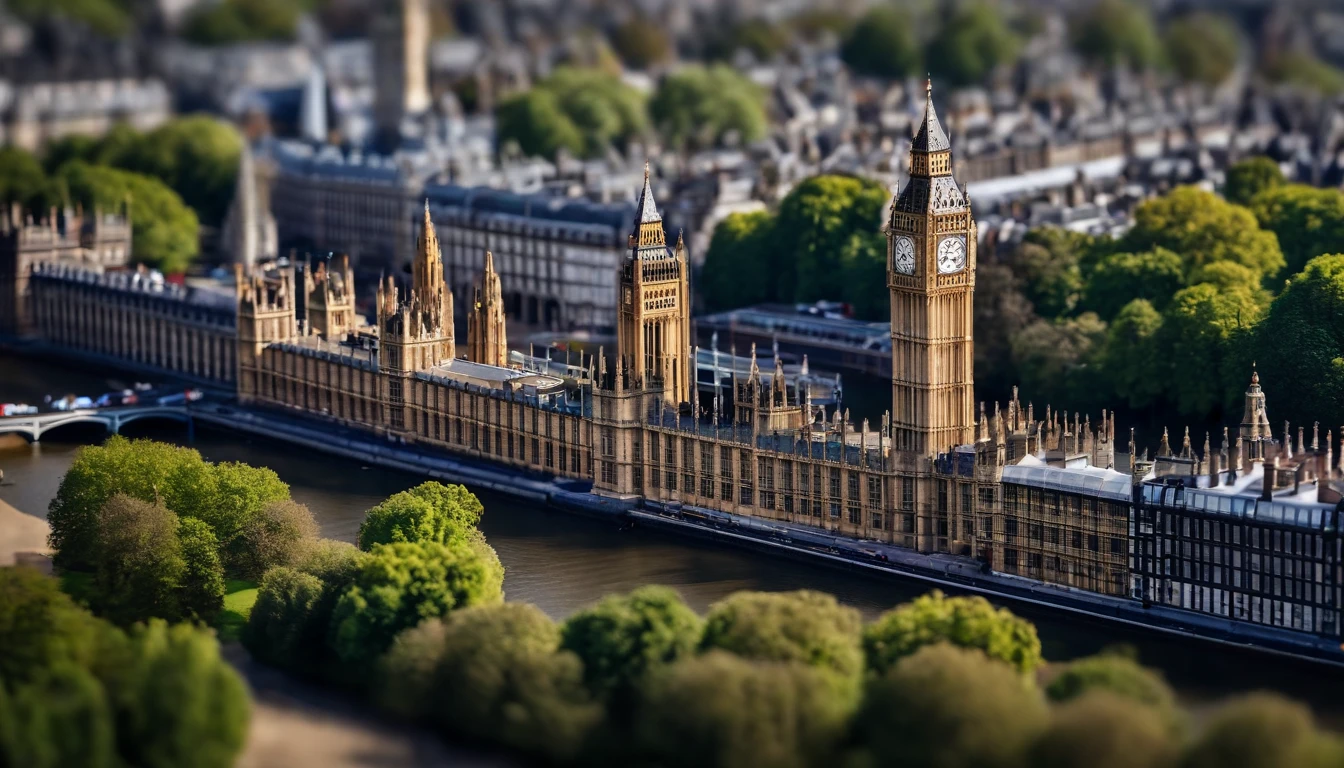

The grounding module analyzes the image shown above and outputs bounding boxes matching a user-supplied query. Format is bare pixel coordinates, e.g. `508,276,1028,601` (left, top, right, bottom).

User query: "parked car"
0,403,38,416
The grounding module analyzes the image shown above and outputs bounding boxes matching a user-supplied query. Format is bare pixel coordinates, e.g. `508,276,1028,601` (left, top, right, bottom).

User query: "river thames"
2,351,1343,727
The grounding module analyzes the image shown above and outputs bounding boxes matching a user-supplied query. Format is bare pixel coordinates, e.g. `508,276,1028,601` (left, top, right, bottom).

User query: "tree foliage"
1183,693,1343,768
182,0,301,46
926,1,1022,87
2,662,117,768
841,6,921,80
1045,652,1179,726
611,17,673,70
855,643,1048,768
496,68,646,159
233,499,319,580
176,517,226,623
1161,283,1260,421
358,481,483,551
1253,254,1344,430
1225,157,1284,207
700,590,863,699
863,591,1043,677
632,651,851,768
1014,228,1089,318
0,147,56,210
242,566,325,672
425,603,601,762
6,0,131,36
330,541,505,667
54,162,200,274
1083,248,1185,320
1263,50,1344,95
1164,13,1240,86
1028,692,1178,768
699,210,774,311
1123,187,1284,282
1070,0,1163,71
1101,299,1166,410
1249,184,1344,280
91,494,186,626
0,567,107,685
560,585,703,700
650,65,768,150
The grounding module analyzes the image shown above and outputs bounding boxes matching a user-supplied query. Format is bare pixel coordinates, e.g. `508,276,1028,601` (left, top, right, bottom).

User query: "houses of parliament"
3,85,1339,644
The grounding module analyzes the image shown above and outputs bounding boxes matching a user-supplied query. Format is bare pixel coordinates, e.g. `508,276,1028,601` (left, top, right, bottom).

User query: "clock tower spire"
887,79,976,456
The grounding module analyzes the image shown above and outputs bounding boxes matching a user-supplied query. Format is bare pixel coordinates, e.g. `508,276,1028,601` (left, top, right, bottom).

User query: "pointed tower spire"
911,76,950,154
1159,427,1172,458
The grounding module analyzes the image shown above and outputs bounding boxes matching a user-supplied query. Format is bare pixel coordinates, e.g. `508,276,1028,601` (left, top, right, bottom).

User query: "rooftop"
1002,454,1133,502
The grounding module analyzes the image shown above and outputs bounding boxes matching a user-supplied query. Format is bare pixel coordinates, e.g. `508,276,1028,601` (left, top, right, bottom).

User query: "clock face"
892,236,916,275
937,236,967,274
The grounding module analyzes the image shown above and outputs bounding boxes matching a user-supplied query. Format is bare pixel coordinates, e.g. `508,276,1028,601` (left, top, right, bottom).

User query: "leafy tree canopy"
1224,157,1284,207
2,661,117,768
233,499,319,581
1083,248,1185,320
700,590,863,700
560,585,703,700
840,6,921,80
1249,184,1344,280
1263,51,1344,95
1164,13,1240,86
1253,254,1344,430
0,566,108,685
331,540,505,667
91,494,187,626
1183,693,1344,768
1028,691,1179,768
176,517,226,623
650,65,768,150
6,0,131,36
863,591,1043,677
856,643,1048,768
242,566,325,671
1045,652,1180,726
1070,0,1163,71
1160,283,1261,421
1123,186,1284,282
926,1,1022,88
1014,227,1089,318
54,162,200,274
611,17,673,70
0,147,57,211
1100,299,1165,410
358,482,484,551
496,68,646,160
182,0,301,46
632,651,851,768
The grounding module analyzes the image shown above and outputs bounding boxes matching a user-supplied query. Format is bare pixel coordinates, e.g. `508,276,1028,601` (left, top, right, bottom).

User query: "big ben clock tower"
888,80,976,457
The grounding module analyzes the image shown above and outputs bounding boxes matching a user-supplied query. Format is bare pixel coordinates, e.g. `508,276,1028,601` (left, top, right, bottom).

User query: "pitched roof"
634,160,661,223
911,79,950,153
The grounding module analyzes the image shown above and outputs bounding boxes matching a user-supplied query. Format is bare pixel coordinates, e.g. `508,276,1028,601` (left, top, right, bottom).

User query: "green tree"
1164,13,1239,86
1224,157,1283,207
201,461,291,557
700,590,863,699
1013,228,1088,318
650,65,768,150
1183,693,1343,768
855,643,1048,768
0,147,55,210
374,619,449,719
1028,692,1178,768
974,263,1038,399
724,19,791,62
1045,652,1179,726
611,17,672,70
1123,186,1284,282
774,174,890,309
1254,254,1344,430
496,89,585,160
232,499,319,580
1010,312,1108,412
0,567,106,685
1070,0,1163,71
108,117,243,226
1083,248,1185,320
1160,284,1260,420
91,494,186,626
358,482,483,551
841,6,921,80
1264,51,1344,95
863,591,1043,677
1249,184,1344,279
176,517,225,623
113,620,250,768
241,566,325,672
927,1,1022,87
632,651,851,768
330,541,505,667
1100,299,1166,410
55,162,200,274
182,0,300,45
6,0,131,36
2,663,116,768
560,585,703,701
426,604,601,762
699,209,773,311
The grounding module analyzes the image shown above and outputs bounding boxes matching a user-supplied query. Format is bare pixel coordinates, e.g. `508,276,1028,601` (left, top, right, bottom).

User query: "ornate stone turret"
1240,365,1273,464
305,254,356,341
466,250,509,367
236,264,297,401
379,203,454,375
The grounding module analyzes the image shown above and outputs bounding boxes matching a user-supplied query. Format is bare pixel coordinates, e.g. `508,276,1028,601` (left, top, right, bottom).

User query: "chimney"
1262,457,1279,501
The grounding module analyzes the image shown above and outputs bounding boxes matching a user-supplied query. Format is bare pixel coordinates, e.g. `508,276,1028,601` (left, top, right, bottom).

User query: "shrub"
113,620,250,768
241,567,324,671
1028,691,1177,768
1044,652,1178,726
560,585,703,701
0,566,107,684
863,591,1043,676
855,643,1048,768
1,662,116,768
1183,693,1343,768
357,482,483,551
632,651,851,768
176,517,225,622
232,499,319,580
296,538,365,585
428,603,601,762
201,461,290,553
330,541,504,667
91,494,185,625
375,619,450,720
700,590,863,699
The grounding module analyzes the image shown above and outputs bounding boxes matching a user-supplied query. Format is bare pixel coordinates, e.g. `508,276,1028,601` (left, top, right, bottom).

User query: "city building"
371,0,430,147
465,250,508,368
0,77,170,151
696,302,892,379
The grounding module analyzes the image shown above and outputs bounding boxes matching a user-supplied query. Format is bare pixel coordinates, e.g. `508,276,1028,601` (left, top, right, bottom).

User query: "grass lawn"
217,579,259,643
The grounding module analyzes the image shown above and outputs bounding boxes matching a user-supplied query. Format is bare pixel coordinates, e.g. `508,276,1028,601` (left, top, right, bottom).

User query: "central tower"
888,81,976,456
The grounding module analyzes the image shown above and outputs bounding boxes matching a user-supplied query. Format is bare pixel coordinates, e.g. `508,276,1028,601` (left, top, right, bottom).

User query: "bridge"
0,406,192,442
